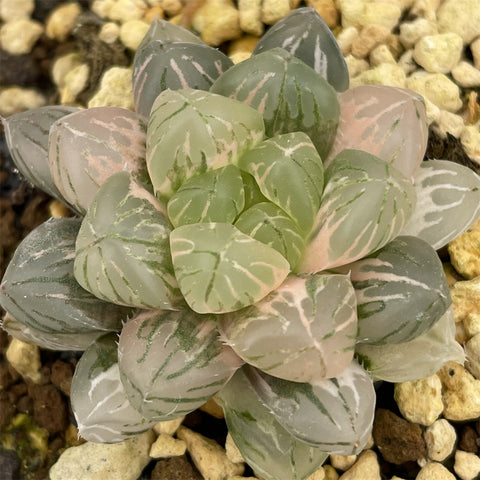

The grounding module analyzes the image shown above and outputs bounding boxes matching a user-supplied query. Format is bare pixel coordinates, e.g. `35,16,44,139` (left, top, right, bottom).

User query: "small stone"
144,6,165,23
91,0,116,18
465,334,480,379
432,110,465,138
424,419,457,461
454,450,480,480
472,38,480,70
305,466,326,480
305,0,339,28
372,409,426,464
5,339,42,383
345,54,369,78
52,53,84,88
109,0,148,22
461,125,480,163
151,455,202,480
199,396,224,419
225,433,244,464
99,22,121,44
323,465,339,480
0,0,34,21
0,19,43,55
336,26,358,56
398,18,437,49
339,0,401,31
238,0,263,36
450,277,480,324
416,461,456,480
337,450,381,480
351,24,390,58
177,426,244,480
49,430,155,480
394,375,443,426
330,454,357,471
45,2,82,41
464,314,480,338
369,44,396,66
448,224,480,280
88,66,134,109
261,0,292,25
0,86,46,116
452,61,480,88
350,63,406,88
406,72,462,112
437,0,480,44
438,361,480,421
149,433,187,458
60,63,90,104
411,0,442,21
397,49,417,75
153,417,185,436
160,0,183,16
413,33,463,74
119,19,150,50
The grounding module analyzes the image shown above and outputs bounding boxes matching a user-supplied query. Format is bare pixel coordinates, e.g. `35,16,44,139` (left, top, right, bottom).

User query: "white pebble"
339,0,401,31
160,0,183,16
369,44,397,66
432,110,465,138
465,333,480,379
5,338,42,383
225,433,244,464
99,22,121,44
52,53,84,87
335,450,380,480
451,61,480,88
413,33,463,74
149,433,186,458
461,125,480,163
423,97,441,125
0,19,43,55
46,2,82,41
454,450,480,480
411,0,442,22
60,64,90,104
110,0,147,22
88,66,134,109
424,419,457,462
0,87,46,116
416,461,456,480
437,0,480,44
472,38,480,70
329,454,357,471
336,26,359,56
91,0,116,18
0,0,34,21
399,18,438,49
119,20,150,50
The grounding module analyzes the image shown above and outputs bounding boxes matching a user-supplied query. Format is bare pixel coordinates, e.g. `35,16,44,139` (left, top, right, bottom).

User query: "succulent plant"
1,8,479,480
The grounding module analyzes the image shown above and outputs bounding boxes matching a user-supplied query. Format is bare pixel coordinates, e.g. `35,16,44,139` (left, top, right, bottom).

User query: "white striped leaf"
400,159,480,249
219,273,357,382
355,307,465,383
74,171,183,310
133,42,233,119
167,164,245,228
117,309,243,421
252,7,349,92
170,222,290,313
48,107,147,214
147,88,264,201
335,236,451,344
210,48,340,159
246,360,375,455
0,218,132,334
71,333,158,443
235,202,305,270
326,86,428,180
301,149,416,273
217,367,329,480
1,106,78,202
237,132,324,234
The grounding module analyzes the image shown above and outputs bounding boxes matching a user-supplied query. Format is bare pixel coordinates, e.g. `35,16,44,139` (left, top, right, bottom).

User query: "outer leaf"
246,361,375,455
400,159,480,249
301,149,416,273
238,132,324,233
0,218,132,335
167,165,245,228
219,273,357,382
335,236,451,344
1,106,78,201
170,222,290,313
210,48,340,159
133,42,234,118
147,88,264,201
355,307,465,383
74,171,183,310
71,333,158,443
48,107,147,214
118,309,243,420
252,7,349,92
235,202,305,270
217,368,328,480
326,86,428,179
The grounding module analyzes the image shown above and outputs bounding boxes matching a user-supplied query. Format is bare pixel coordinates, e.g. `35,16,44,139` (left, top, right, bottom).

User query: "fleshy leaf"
147,88,264,201
217,368,328,480
237,132,324,233
133,42,234,118
301,149,416,273
400,159,480,249
235,202,305,270
48,107,147,214
74,171,182,310
71,333,158,443
335,236,451,344
167,165,245,228
252,7,349,92
326,86,428,179
246,360,375,455
0,218,132,335
118,309,242,420
210,48,340,159
355,307,465,382
170,222,290,313
219,273,357,382
1,106,78,201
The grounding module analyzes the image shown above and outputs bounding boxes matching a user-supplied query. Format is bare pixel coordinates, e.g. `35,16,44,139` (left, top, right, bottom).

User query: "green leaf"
217,367,328,480
238,132,324,233
301,149,416,273
146,88,264,201
170,222,290,313
167,165,245,227
210,48,340,159
74,171,183,310
118,309,242,420
219,273,357,383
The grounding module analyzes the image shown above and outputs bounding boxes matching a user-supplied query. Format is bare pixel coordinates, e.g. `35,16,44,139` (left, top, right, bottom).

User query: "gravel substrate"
0,1,479,480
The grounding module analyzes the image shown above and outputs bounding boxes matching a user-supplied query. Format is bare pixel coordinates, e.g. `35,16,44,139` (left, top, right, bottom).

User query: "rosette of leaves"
0,8,478,480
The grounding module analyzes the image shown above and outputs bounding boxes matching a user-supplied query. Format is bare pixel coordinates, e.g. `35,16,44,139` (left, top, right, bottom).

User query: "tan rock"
369,44,396,66
345,54,369,78
238,0,263,36
261,0,292,25
109,0,147,22
153,417,185,436
149,433,186,458
45,2,82,41
416,461,456,480
461,125,480,163
330,454,357,471
225,433,244,464
338,450,380,480
339,0,401,31
413,33,463,74
350,63,406,88
306,466,326,480
88,66,134,109
91,0,116,18
199,396,224,418
437,0,480,44
0,87,46,116
351,24,391,58
411,0,442,21
0,18,43,55
424,419,457,462
464,314,480,338
432,110,465,138
336,26,359,56
144,6,165,23
99,22,121,44
0,0,34,21
397,50,417,75
472,38,480,70
60,63,90,104
323,464,340,480
399,18,438,49
305,0,339,28
450,277,480,323
160,0,183,16
454,450,480,480
52,53,84,87
465,333,480,379
119,19,150,50
6,338,42,383
448,225,480,279
452,61,480,88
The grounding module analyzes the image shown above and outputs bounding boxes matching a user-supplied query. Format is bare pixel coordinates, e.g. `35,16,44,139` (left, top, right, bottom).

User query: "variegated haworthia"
146,88,264,201
219,273,357,383
74,171,183,310
117,309,242,420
